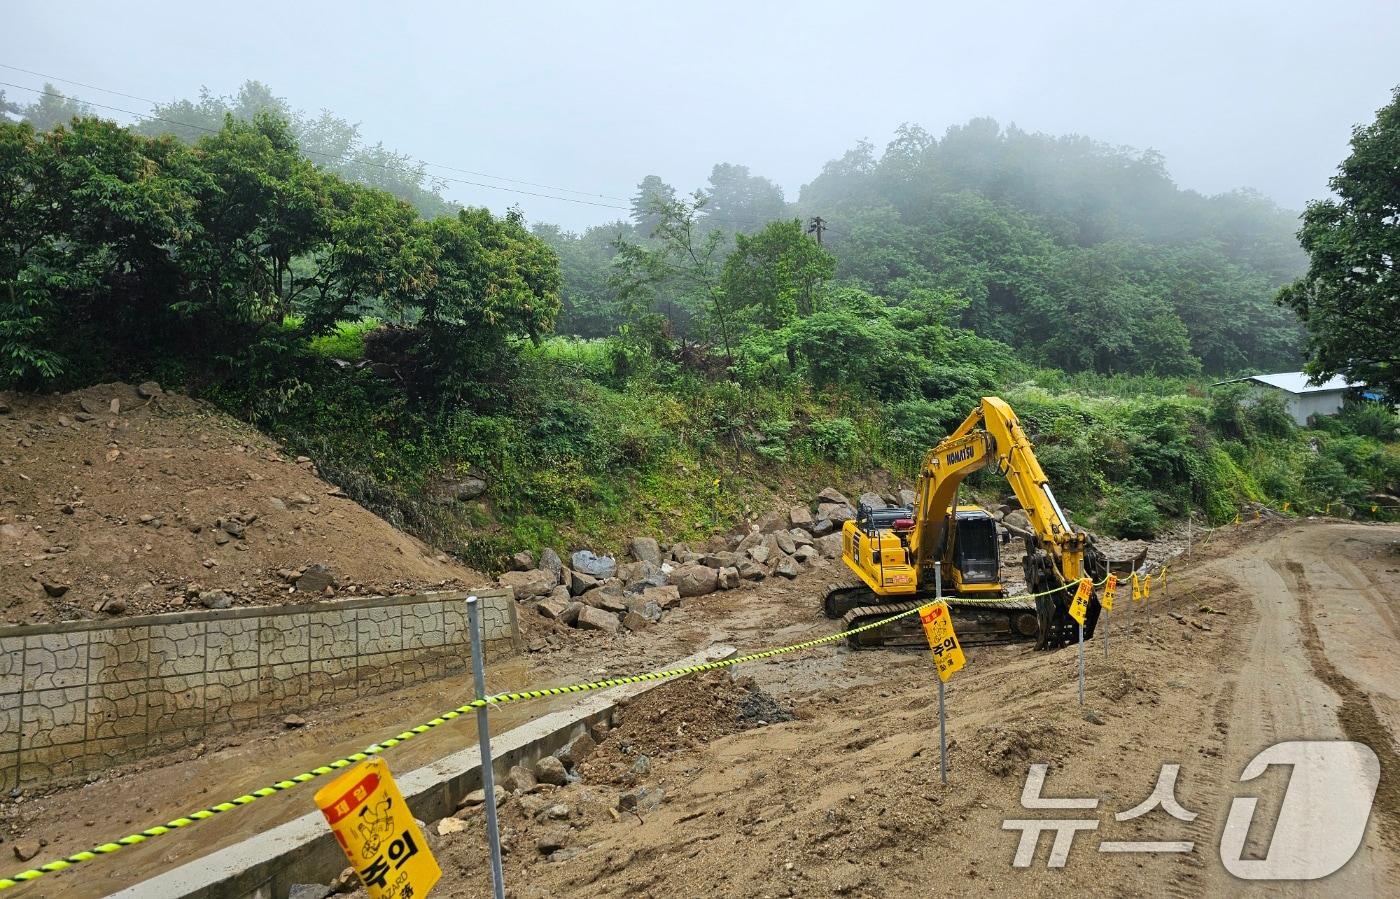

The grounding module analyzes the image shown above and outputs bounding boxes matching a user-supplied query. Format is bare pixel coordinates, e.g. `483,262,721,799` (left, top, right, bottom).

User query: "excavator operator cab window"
953,512,999,583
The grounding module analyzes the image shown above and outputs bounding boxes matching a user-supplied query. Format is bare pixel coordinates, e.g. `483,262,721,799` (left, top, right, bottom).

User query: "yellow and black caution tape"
0,569,1120,891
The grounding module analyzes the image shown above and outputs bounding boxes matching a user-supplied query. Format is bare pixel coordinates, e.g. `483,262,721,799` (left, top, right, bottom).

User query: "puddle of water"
23,655,580,899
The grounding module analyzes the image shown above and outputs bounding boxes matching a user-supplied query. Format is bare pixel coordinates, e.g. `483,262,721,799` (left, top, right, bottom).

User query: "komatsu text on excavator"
823,396,1106,650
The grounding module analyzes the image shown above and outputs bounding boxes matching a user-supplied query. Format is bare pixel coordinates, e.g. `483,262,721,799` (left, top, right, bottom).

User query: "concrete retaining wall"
0,589,518,792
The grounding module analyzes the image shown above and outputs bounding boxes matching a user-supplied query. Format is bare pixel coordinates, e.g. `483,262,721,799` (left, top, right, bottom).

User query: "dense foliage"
1280,86,1400,402
2,92,1395,570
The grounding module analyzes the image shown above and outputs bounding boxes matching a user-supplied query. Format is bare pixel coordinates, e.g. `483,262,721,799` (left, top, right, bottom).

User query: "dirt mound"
0,382,484,623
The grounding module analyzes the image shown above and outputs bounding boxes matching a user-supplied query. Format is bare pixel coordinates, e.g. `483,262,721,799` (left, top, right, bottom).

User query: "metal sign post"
1077,622,1085,706
934,562,948,785
467,596,506,899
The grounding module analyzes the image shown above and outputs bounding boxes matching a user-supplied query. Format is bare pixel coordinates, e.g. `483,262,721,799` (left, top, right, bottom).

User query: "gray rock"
576,605,621,633
448,478,487,501
571,550,617,579
700,550,739,570
755,511,787,533
717,566,740,590
669,562,719,597
678,551,705,564
738,561,767,581
817,502,856,524
814,533,844,559
789,528,814,547
628,536,662,566
569,569,598,596
1004,509,1031,531
41,581,70,598
557,732,596,769
748,544,771,564
641,585,682,610
509,550,535,571
631,754,652,776
547,584,571,604
218,517,245,538
136,380,164,399
545,803,571,820
296,564,336,593
558,601,583,626
734,531,763,554
539,548,564,584
899,488,917,507
789,505,814,530
199,590,233,610
793,545,818,564
506,765,537,792
617,560,661,589
858,491,886,510
582,585,629,615
537,596,569,620
622,610,649,631
774,531,796,555
536,830,570,854
809,518,835,536
498,569,557,601
534,755,568,786
774,558,799,579
668,541,691,562
817,487,851,506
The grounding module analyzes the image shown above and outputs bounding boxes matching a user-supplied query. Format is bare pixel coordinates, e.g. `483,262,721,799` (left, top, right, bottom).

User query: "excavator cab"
951,509,999,584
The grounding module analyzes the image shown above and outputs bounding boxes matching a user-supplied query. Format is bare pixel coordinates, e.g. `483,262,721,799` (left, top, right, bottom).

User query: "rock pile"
496,486,863,634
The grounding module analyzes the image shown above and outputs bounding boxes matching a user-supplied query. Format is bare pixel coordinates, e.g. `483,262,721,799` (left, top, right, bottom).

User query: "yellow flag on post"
1157,566,1167,594
1142,570,1152,599
1068,577,1092,625
919,601,965,682
1102,573,1118,612
1131,572,1143,602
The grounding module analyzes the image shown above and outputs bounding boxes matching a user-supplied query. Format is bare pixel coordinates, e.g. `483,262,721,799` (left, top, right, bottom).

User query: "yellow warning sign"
919,601,965,682
1142,570,1152,599
1131,573,1142,602
1102,574,1118,613
1068,578,1091,625
315,758,441,899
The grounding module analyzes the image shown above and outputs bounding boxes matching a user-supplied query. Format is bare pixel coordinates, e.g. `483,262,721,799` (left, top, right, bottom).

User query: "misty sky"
7,1,1399,232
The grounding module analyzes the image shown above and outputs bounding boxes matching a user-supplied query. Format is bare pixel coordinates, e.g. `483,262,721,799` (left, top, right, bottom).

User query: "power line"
0,78,633,211
0,69,813,232
0,62,632,203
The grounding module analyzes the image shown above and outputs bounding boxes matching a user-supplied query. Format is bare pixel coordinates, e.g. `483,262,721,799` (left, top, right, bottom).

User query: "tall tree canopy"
1279,86,1400,401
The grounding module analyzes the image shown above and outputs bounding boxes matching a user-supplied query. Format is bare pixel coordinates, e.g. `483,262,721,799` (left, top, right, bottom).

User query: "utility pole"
807,215,826,245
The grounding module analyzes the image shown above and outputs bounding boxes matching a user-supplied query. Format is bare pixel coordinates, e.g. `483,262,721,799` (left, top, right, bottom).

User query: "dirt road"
9,518,1398,897
424,519,1400,898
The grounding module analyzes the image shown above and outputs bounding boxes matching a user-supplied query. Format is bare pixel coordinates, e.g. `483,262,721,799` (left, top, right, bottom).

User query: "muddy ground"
8,517,1398,897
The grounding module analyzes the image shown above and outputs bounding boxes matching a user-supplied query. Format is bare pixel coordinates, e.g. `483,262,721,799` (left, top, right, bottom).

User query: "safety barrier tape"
0,568,1121,890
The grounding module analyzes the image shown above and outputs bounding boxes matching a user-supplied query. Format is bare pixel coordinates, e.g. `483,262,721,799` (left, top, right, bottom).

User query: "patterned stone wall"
0,589,518,791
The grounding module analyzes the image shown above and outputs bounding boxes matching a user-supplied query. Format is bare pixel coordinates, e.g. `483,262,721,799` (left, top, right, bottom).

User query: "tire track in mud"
1280,558,1400,848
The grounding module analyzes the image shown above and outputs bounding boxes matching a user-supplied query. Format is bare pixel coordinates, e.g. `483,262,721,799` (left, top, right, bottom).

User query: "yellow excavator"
822,396,1105,650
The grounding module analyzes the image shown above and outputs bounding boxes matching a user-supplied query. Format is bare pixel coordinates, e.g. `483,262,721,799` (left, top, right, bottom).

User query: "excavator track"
840,596,1041,650
823,576,876,619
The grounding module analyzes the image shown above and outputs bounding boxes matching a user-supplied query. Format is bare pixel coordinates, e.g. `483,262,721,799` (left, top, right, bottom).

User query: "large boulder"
858,491,886,510
717,566,740,590
735,530,764,554
558,601,583,626
534,755,568,786
1004,509,1031,532
640,584,682,610
789,528,813,548
509,550,535,571
809,518,835,537
576,605,620,634
570,550,617,579
625,594,665,622
701,550,740,570
539,548,564,585
773,531,796,555
814,533,844,559
446,478,487,502
793,545,818,564
899,488,917,507
628,537,662,566
668,541,691,562
817,502,856,524
669,563,719,597
817,487,851,506
773,558,799,579
536,596,570,620
789,505,814,530
755,510,787,534
498,569,556,601
748,544,771,564
618,560,660,585
569,570,598,596
738,561,767,581
581,585,629,615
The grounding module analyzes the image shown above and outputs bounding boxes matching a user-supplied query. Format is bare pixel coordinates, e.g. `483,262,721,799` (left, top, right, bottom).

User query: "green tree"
1279,85,1400,401
720,219,835,329
18,83,92,132
701,163,787,231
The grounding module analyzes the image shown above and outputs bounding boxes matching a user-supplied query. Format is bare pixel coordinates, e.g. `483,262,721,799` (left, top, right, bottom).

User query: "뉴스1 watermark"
1003,740,1380,880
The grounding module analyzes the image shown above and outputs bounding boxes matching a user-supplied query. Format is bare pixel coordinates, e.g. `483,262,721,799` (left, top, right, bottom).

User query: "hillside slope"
0,382,484,623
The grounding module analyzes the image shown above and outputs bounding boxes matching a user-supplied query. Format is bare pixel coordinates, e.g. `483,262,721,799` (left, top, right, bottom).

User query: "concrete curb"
110,643,738,899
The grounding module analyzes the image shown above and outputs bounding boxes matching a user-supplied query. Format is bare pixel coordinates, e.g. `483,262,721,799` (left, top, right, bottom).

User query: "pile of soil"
0,382,484,623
